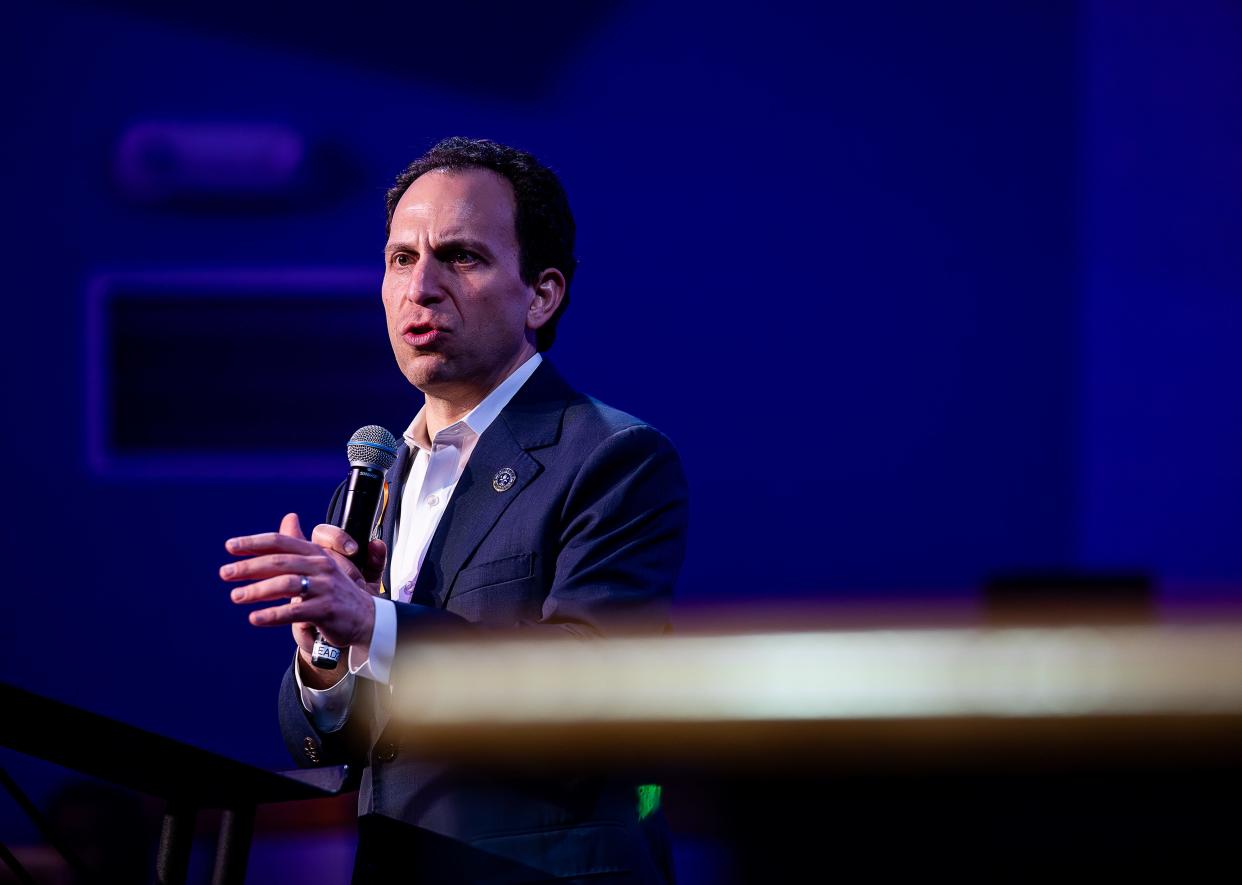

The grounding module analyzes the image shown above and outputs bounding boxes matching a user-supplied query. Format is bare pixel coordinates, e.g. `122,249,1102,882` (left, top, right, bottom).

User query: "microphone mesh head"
346,425,399,470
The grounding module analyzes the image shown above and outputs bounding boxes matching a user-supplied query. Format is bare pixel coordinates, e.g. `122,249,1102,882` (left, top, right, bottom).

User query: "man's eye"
450,250,479,265
391,253,412,267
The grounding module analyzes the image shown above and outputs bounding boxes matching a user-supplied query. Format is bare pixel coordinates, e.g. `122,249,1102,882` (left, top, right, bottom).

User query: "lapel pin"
493,467,517,492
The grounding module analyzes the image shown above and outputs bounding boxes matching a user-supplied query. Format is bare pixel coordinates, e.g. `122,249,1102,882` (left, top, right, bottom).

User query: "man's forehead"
390,167,517,238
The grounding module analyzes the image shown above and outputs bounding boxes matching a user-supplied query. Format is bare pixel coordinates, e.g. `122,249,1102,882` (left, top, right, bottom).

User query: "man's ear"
527,268,567,332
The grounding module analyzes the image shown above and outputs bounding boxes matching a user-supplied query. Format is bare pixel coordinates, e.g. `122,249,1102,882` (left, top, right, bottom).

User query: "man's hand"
221,512,386,682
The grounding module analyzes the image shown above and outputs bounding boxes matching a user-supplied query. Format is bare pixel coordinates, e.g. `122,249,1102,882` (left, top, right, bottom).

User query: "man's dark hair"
385,137,577,351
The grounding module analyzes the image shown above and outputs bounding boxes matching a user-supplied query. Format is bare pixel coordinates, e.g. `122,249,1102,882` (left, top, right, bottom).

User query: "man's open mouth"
403,323,442,346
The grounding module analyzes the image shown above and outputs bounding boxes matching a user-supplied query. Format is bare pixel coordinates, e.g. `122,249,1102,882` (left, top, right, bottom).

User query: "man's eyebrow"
383,238,494,256
434,237,493,256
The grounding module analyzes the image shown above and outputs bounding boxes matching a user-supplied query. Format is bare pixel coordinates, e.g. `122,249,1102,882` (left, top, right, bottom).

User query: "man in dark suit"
221,138,689,882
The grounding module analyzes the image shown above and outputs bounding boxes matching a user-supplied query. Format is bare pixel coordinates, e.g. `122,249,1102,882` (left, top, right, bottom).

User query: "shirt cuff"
347,596,396,686
293,649,355,733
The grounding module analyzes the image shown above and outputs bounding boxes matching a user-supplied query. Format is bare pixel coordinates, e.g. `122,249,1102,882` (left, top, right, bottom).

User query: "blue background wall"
1079,1,1242,591
3,0,1240,850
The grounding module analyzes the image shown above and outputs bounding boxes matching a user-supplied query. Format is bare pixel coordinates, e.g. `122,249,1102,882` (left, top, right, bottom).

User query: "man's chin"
397,353,451,390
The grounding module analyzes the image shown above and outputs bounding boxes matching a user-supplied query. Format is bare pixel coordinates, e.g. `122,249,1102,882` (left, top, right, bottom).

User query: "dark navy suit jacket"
277,360,689,883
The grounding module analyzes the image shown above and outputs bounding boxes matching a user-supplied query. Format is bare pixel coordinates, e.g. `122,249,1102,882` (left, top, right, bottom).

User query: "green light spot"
636,784,662,820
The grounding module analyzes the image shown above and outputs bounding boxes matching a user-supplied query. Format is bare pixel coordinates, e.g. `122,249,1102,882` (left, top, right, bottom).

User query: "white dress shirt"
295,353,543,731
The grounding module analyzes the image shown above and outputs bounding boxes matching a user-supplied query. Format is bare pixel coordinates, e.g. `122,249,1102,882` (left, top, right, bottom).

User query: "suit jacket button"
376,741,397,763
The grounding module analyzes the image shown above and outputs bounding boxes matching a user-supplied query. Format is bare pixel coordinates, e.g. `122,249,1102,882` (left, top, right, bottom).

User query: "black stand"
0,681,350,885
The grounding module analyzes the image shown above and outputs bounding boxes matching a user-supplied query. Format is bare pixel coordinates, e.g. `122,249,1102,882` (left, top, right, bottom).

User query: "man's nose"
403,255,446,304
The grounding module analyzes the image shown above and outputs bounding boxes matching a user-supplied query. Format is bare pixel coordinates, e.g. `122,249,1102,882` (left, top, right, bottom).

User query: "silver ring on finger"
300,575,311,595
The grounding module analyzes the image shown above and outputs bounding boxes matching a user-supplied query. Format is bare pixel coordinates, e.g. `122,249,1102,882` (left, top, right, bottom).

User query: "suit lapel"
412,360,571,608
415,423,541,608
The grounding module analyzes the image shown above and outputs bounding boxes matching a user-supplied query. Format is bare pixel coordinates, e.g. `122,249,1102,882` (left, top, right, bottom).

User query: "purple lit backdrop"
3,0,1240,871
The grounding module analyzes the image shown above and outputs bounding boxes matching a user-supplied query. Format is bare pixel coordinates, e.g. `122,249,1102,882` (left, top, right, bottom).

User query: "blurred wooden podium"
386,619,1242,879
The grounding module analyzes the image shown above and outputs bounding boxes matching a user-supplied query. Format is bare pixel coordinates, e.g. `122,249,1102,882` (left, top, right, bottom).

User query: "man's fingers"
249,597,327,628
310,524,370,585
365,539,387,586
225,531,318,557
220,552,330,583
319,547,365,585
313,539,386,588
229,573,308,605
279,511,306,541
310,523,360,558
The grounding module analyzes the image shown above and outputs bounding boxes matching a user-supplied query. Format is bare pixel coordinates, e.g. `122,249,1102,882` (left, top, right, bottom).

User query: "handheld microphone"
310,424,399,669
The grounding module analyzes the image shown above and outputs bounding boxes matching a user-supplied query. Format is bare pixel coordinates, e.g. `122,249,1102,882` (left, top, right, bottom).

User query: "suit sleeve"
542,423,689,636
277,658,374,768
389,423,690,658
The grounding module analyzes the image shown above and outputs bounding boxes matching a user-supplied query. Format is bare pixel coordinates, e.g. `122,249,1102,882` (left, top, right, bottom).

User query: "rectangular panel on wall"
86,270,417,478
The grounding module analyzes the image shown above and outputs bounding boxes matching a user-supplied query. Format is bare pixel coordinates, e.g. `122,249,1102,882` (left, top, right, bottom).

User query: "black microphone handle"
310,465,387,670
